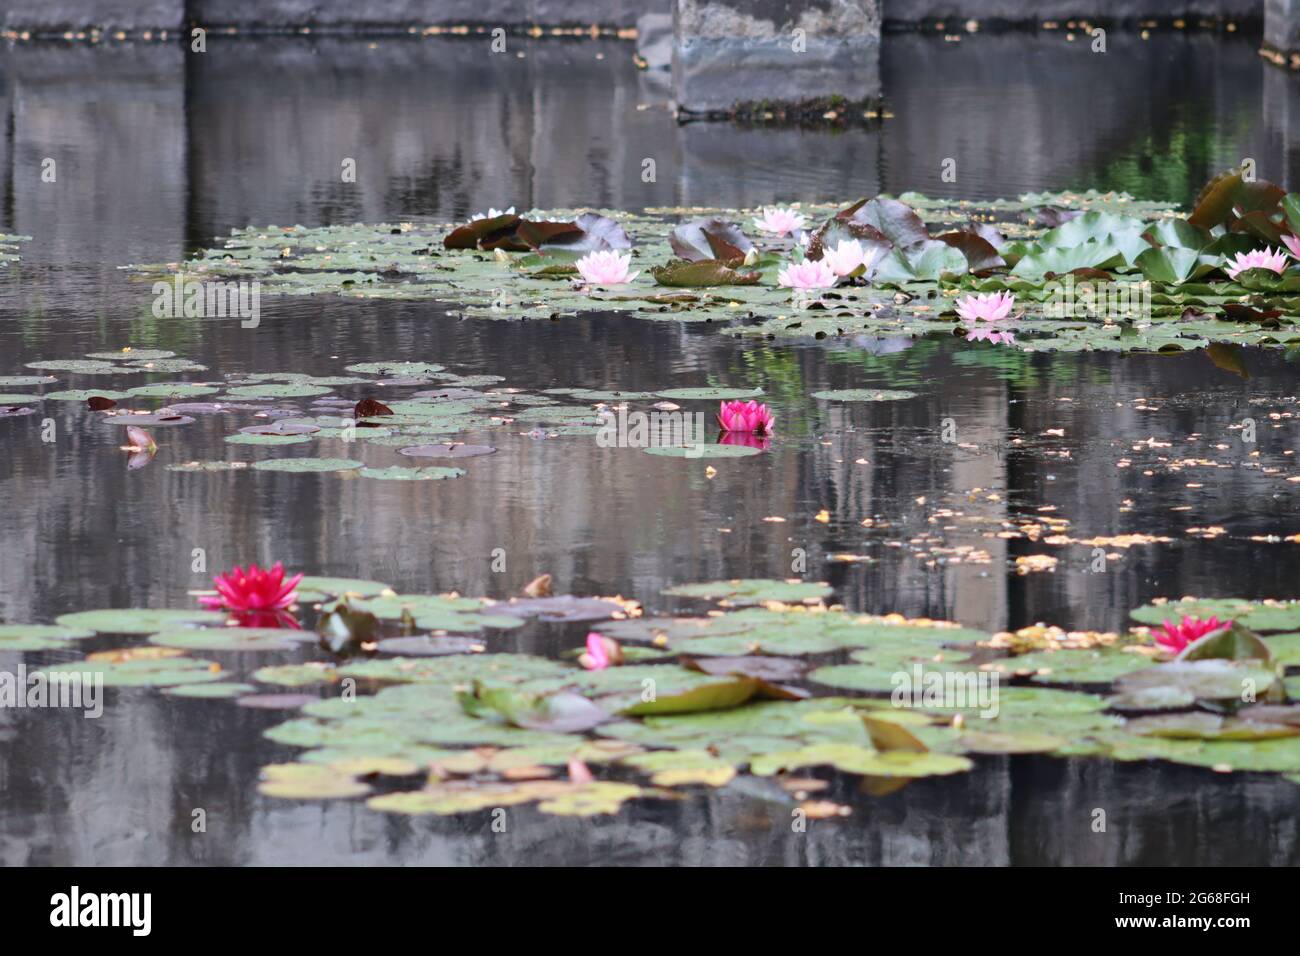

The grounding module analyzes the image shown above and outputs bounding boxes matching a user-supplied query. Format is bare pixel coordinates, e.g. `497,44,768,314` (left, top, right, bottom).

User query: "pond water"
0,30,1298,865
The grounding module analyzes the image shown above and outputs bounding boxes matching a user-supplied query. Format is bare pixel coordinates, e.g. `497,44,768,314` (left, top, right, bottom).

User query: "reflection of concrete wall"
186,38,679,235
6,44,187,276
190,1,663,29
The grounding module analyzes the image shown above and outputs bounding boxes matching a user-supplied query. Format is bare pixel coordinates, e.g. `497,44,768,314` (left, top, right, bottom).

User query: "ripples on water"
0,30,1296,865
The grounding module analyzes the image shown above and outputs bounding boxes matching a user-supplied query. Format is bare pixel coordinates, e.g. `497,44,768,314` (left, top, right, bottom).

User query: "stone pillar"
1266,0,1300,64
672,0,881,115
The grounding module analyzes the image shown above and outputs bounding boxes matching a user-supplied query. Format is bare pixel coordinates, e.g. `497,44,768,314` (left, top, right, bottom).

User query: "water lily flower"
579,632,623,670
955,291,1016,323
470,206,515,222
822,239,868,277
1283,234,1300,260
1156,615,1226,654
778,259,837,291
965,327,1017,346
753,206,807,237
1224,247,1288,279
717,399,775,435
199,562,303,614
575,250,639,286
567,759,595,783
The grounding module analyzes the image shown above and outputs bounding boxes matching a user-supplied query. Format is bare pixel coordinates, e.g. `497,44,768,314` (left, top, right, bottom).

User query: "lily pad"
165,682,257,699
398,443,496,459
359,466,468,480
664,579,832,605
54,608,227,634
250,457,365,473
148,627,311,652
643,444,762,458
811,389,919,401
655,387,764,401
0,624,96,651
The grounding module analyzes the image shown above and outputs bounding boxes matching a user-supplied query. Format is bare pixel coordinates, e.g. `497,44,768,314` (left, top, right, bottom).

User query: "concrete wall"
0,1,1265,33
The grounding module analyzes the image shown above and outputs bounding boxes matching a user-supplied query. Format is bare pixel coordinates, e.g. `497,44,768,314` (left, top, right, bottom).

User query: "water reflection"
0,31,1297,866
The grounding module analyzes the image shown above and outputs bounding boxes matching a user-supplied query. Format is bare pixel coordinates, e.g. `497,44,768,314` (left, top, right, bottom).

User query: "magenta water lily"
200,562,303,615
1156,615,1227,654
717,399,775,436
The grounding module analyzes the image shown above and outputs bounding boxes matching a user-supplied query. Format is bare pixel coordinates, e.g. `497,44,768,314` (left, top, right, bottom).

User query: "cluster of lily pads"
14,577,1300,817
0,234,29,267
2,348,860,469
124,167,1300,354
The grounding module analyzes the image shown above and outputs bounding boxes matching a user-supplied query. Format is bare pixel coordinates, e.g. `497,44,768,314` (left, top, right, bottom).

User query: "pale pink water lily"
717,399,775,436
1155,615,1227,654
1283,234,1300,260
753,206,807,237
955,291,1016,323
469,206,515,222
965,327,1016,346
821,239,868,277
579,632,623,670
567,759,595,783
778,258,837,291
1224,247,1288,279
575,250,639,286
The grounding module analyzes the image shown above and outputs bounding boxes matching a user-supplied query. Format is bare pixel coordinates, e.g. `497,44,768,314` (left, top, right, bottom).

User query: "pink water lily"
821,239,868,277
753,206,807,237
717,399,774,436
575,250,638,286
955,291,1016,323
778,259,837,291
1224,247,1288,279
579,632,623,670
1156,615,1227,654
199,562,303,614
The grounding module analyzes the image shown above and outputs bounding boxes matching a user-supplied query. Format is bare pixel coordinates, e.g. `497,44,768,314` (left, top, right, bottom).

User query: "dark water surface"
0,31,1298,865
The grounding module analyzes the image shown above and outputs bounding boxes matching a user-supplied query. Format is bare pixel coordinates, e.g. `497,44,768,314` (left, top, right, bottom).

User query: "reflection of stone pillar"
9,45,186,271
678,122,882,208
673,0,881,114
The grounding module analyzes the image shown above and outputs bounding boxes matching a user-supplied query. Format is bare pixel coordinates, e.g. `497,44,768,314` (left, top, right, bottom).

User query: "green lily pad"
258,763,371,800
811,389,919,401
0,624,95,650
126,383,220,398
225,384,334,399
249,457,365,473
643,444,762,458
620,749,737,787
87,349,176,361
359,466,467,480
54,608,228,634
165,682,258,699
655,387,764,400
225,433,313,445
254,663,339,687
148,627,311,652
43,389,131,402
664,579,832,605
39,656,224,688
